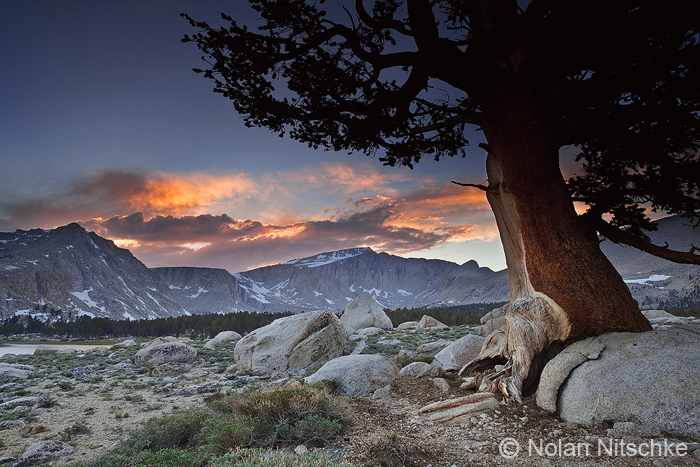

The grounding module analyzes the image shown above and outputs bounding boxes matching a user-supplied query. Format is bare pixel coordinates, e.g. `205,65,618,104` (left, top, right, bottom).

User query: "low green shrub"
60,420,91,441
204,384,348,447
140,447,204,467
210,449,353,467
198,416,254,452
38,396,57,408
57,380,75,390
137,408,210,452
72,385,350,467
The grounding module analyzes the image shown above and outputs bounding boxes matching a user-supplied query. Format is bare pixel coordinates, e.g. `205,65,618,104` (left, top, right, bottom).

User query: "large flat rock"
547,327,700,439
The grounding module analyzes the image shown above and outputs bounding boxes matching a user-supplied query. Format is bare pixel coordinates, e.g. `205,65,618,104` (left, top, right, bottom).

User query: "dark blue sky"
0,0,505,272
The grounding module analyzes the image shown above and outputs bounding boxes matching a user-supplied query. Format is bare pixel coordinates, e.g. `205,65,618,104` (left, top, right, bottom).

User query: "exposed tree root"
418,392,500,424
458,296,570,404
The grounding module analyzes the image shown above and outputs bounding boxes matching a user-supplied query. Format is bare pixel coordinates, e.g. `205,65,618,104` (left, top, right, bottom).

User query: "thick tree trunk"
460,100,651,401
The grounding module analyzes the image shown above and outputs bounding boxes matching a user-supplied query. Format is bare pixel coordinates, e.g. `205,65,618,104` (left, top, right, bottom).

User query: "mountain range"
156,247,508,316
599,216,700,310
0,223,187,321
1,217,698,322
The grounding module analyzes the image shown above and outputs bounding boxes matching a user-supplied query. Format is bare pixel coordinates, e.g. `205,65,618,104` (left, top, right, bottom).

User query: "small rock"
149,362,191,377
415,339,451,358
355,327,385,337
0,396,41,411
0,363,34,383
110,339,137,349
377,339,402,345
606,421,651,438
133,342,197,364
350,340,366,356
562,421,580,432
0,420,26,431
432,377,450,392
397,321,419,330
294,445,308,455
399,361,442,378
15,441,74,467
178,385,216,395
433,334,485,371
341,292,393,334
418,315,449,330
269,377,289,386
479,305,507,337
144,336,179,347
32,346,60,355
21,425,46,435
204,331,242,349
109,362,136,375
372,385,391,400
72,366,96,381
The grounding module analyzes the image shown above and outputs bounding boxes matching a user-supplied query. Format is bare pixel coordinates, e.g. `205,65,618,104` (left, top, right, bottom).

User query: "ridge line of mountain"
2,216,699,321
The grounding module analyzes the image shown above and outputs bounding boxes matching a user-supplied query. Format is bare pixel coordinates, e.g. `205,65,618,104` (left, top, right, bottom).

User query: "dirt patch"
325,375,699,467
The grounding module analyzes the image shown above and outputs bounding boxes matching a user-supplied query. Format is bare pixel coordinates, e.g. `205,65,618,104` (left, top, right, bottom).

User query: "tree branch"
410,115,483,134
452,180,500,193
355,0,413,36
413,98,485,124
593,217,700,265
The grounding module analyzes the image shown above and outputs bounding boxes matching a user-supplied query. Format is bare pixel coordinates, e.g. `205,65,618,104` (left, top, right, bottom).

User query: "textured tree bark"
460,101,651,401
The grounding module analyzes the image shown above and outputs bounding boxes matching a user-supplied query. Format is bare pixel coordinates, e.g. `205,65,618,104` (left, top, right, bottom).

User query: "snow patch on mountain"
233,274,271,304
71,288,99,309
188,287,209,299
624,274,672,285
285,247,372,268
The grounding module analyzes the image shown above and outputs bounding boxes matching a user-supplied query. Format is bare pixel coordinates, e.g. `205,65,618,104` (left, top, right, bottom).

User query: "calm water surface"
0,343,110,357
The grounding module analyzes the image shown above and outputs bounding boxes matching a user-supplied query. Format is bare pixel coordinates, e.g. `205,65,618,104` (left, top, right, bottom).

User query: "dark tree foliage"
182,0,700,263
0,311,293,339
384,302,507,326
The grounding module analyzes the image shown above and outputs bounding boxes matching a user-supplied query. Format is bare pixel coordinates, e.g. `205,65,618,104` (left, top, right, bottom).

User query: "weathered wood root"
418,392,499,424
460,376,478,389
458,297,570,404
418,392,495,414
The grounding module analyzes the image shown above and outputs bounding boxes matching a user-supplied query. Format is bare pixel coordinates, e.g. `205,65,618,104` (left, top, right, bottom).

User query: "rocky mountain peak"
1,224,186,322
284,247,374,268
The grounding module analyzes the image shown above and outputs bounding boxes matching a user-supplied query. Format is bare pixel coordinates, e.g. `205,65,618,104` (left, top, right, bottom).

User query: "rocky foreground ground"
1,324,700,467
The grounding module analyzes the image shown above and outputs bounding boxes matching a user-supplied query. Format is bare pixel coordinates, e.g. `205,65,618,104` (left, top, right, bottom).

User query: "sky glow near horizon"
0,0,511,273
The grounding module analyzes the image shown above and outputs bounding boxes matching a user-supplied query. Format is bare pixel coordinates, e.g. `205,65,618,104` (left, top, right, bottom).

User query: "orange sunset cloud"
120,171,258,216
1,163,504,272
